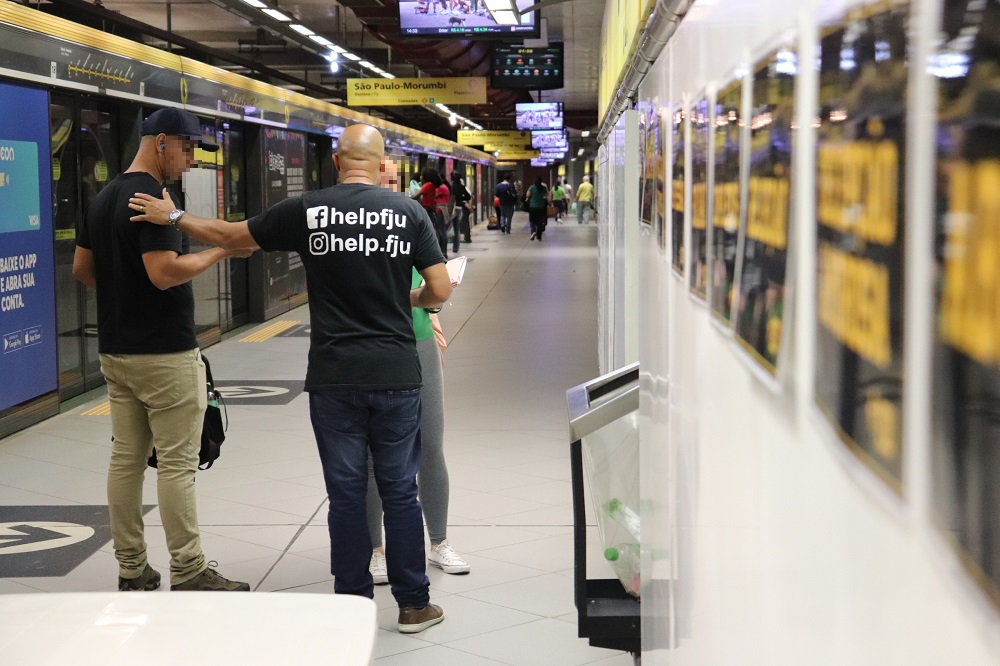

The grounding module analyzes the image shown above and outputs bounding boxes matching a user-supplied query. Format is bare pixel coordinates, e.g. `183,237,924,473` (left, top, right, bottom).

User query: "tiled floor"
0,213,633,664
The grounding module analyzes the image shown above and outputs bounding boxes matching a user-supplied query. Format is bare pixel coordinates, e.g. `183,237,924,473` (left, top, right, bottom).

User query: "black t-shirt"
248,183,444,391
76,172,196,354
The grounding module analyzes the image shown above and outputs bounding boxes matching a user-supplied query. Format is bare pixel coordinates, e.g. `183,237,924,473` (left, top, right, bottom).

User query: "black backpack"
147,354,227,470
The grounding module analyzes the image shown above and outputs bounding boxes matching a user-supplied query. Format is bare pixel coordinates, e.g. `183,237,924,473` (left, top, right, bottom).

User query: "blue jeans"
309,389,430,609
499,204,516,232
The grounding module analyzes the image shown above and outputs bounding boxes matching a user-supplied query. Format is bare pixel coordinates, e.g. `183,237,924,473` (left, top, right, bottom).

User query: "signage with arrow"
0,505,152,577
0,523,95,555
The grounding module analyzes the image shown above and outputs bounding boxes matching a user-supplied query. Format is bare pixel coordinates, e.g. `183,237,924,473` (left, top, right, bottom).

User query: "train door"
50,93,120,400
220,121,249,332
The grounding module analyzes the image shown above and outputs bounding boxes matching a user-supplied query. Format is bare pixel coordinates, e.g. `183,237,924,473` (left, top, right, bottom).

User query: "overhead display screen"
399,1,539,38
516,102,563,130
492,45,564,90
538,149,565,159
531,130,567,149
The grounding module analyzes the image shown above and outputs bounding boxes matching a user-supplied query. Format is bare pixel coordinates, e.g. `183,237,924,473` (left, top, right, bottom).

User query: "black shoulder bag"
148,354,227,470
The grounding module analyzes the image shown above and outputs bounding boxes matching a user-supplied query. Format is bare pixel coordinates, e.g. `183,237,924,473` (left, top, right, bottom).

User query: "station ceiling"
34,0,602,139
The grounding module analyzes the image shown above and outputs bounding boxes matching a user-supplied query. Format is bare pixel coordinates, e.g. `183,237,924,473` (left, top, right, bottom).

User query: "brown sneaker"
118,564,161,591
397,603,445,634
171,562,250,591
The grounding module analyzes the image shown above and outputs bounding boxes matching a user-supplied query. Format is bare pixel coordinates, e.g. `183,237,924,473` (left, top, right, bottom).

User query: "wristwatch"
168,209,185,230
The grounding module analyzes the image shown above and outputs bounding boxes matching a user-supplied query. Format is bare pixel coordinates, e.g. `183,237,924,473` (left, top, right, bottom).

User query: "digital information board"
492,45,564,90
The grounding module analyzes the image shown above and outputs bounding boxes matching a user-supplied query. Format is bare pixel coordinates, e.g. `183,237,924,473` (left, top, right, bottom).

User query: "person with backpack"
526,176,549,241
494,174,517,234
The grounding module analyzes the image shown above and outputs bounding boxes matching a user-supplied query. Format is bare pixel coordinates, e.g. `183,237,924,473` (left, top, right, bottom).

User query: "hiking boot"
370,550,389,585
118,564,161,591
171,562,250,591
428,540,470,575
397,604,445,634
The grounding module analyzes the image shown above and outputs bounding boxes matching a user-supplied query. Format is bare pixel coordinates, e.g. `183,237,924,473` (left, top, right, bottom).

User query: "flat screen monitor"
530,158,550,167
516,102,563,130
399,0,539,38
492,44,564,90
538,149,565,159
531,130,567,149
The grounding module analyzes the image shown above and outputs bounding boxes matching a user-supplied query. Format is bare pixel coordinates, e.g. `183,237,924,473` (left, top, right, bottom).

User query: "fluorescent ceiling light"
343,52,362,61
492,10,519,25
331,45,346,53
241,0,267,7
581,130,590,137
309,35,334,47
261,8,291,21
383,73,396,79
290,24,314,36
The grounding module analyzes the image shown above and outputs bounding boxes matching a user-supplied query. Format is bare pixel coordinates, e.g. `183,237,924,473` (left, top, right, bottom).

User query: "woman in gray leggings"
366,310,469,582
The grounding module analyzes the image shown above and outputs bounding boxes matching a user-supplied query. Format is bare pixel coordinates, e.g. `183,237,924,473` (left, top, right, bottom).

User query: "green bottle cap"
604,547,620,561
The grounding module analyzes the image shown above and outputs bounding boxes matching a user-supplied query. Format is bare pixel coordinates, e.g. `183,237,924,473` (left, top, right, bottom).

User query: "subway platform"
0,213,628,665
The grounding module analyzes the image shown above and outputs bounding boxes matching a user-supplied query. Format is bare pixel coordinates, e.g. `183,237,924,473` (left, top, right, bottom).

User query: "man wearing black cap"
73,107,252,592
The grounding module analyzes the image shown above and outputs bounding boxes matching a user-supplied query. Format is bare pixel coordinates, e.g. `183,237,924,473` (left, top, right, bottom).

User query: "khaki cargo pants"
100,349,207,585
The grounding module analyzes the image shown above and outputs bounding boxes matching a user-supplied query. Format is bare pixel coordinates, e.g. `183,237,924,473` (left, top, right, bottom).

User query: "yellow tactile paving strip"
82,401,111,416
239,320,299,343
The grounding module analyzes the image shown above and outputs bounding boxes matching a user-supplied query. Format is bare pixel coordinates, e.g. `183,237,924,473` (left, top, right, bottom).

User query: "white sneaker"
428,540,470,575
370,550,388,585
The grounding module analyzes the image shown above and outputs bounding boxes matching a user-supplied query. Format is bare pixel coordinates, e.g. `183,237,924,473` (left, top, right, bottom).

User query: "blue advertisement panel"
0,82,55,412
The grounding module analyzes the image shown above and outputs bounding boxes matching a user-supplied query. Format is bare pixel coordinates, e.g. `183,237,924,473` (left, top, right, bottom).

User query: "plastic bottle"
604,543,640,598
604,498,640,541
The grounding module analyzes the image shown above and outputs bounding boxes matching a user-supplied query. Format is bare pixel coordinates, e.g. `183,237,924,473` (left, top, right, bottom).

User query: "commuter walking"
576,175,594,224
413,168,448,259
73,107,251,593
450,171,472,251
551,179,567,223
129,123,452,634
526,176,549,241
435,178,451,259
494,174,517,234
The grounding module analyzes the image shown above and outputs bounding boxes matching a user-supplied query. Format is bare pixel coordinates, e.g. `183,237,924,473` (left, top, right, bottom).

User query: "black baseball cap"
141,107,218,152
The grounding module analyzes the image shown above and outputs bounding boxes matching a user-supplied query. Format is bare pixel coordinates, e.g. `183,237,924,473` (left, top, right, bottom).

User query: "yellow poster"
347,77,487,107
458,130,532,146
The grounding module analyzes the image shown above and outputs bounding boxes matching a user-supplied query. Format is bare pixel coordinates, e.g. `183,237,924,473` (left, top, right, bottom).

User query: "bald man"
130,124,451,634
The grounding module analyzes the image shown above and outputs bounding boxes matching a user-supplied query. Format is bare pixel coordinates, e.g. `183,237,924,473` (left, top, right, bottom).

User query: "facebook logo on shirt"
307,205,328,229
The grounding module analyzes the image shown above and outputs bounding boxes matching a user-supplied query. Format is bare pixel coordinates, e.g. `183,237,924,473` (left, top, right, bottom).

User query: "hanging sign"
457,130,531,146
347,77,487,107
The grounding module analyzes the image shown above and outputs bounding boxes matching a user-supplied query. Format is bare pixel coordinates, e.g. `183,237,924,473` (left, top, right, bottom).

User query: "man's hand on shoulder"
128,188,176,225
